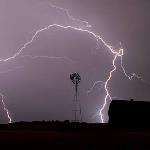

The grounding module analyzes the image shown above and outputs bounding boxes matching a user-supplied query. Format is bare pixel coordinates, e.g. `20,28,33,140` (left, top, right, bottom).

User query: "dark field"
0,121,150,149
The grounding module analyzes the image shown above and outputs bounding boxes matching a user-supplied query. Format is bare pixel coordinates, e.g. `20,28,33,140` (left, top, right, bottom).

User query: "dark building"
108,99,150,126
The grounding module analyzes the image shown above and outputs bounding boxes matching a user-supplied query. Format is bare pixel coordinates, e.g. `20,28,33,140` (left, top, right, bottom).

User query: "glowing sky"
0,0,150,123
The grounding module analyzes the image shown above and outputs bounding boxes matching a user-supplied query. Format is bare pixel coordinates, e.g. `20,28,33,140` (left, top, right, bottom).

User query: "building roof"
108,100,150,126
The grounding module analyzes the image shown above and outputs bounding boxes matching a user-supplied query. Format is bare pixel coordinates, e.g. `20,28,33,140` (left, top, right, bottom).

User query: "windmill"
70,73,82,122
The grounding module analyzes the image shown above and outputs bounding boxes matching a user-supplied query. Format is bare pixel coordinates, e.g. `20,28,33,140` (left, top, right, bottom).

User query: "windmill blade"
70,73,81,85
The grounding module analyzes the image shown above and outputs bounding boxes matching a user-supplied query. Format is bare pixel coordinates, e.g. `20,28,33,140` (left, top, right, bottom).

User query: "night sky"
0,0,150,123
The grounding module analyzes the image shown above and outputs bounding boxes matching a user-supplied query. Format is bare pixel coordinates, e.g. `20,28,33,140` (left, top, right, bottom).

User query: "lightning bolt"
0,93,12,123
87,81,105,94
0,66,23,75
121,53,150,85
0,23,122,123
0,1,145,123
49,2,92,28
0,55,75,123
19,55,75,64
100,54,118,123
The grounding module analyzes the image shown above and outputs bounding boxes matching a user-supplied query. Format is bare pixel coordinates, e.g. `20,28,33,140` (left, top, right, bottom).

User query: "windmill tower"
70,73,82,122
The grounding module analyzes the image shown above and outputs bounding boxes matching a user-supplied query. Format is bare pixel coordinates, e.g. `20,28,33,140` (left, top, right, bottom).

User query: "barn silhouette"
108,99,150,126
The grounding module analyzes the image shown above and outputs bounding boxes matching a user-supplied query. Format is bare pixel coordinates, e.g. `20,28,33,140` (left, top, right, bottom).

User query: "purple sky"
0,0,150,123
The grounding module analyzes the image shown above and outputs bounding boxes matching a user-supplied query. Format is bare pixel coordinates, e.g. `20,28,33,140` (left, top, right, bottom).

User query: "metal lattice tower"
70,73,82,122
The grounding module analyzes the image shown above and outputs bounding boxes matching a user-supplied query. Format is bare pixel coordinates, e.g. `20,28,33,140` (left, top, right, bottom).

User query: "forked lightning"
0,2,146,123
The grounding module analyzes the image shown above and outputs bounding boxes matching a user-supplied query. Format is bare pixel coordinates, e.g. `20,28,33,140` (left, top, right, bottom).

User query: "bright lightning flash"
0,2,145,123
0,93,12,123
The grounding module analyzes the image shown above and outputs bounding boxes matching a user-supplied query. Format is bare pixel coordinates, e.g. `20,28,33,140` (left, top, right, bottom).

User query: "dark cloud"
0,0,149,123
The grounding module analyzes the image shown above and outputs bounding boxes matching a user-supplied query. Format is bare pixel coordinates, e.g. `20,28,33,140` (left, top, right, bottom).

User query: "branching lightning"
0,23,123,123
49,2,91,28
0,66,24,75
0,1,147,123
87,81,105,94
100,53,118,123
19,55,75,64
